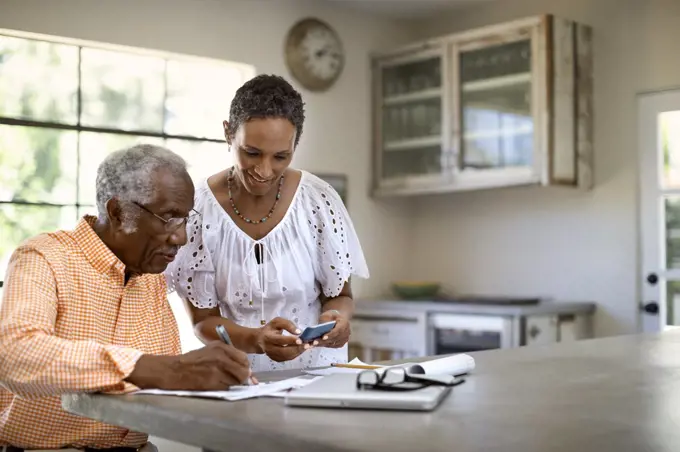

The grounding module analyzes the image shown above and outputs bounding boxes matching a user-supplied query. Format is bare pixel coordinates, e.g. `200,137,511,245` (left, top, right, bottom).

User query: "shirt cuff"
105,345,145,394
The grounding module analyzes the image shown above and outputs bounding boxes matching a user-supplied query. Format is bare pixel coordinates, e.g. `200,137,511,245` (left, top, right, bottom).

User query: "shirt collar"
74,216,126,276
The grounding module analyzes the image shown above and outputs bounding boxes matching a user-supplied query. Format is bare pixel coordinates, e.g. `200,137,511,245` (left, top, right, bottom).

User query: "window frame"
0,30,254,288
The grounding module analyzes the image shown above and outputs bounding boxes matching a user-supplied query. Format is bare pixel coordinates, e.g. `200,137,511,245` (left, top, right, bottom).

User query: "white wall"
409,0,680,337
0,0,418,298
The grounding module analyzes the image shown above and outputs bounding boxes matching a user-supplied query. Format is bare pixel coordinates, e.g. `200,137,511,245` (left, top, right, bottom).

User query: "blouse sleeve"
164,211,219,310
304,179,370,298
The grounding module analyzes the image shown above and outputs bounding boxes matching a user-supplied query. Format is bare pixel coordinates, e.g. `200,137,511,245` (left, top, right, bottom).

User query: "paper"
133,376,320,401
399,354,476,376
304,354,475,377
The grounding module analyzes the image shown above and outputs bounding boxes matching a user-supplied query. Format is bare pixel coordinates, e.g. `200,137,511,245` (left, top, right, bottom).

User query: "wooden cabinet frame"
371,15,594,197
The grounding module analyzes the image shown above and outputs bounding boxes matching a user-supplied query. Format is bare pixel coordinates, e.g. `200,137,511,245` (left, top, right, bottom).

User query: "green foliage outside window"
0,34,253,281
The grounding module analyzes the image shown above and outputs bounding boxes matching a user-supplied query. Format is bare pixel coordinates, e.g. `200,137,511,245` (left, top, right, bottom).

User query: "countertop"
63,331,680,452
354,299,596,317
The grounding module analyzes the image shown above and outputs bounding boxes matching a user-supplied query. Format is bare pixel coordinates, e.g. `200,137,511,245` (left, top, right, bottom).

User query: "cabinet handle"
529,325,541,338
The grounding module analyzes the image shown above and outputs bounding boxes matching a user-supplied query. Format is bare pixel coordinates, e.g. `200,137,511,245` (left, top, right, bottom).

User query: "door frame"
637,88,680,333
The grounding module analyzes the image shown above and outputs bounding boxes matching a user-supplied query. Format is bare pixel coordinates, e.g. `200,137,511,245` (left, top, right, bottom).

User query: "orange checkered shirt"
0,216,181,449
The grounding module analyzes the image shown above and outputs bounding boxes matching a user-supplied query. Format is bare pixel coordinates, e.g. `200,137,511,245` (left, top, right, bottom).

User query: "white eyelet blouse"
164,170,370,372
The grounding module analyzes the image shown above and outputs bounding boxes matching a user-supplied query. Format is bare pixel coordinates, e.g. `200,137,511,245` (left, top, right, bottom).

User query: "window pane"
460,40,533,170
78,132,164,205
660,111,680,189
666,197,680,269
383,100,441,142
165,139,231,184
666,281,680,326
0,125,77,203
78,205,97,218
382,147,442,179
0,35,78,123
165,60,248,139
0,204,77,281
80,48,165,132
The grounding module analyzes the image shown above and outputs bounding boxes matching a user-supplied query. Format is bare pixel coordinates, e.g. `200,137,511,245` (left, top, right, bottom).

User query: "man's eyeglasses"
356,367,466,392
133,202,201,232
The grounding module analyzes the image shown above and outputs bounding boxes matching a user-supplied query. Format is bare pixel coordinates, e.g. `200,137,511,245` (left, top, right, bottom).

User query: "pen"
330,363,383,370
215,325,256,385
215,324,232,345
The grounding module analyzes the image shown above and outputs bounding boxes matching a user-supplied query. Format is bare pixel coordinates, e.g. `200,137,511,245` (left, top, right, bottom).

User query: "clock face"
285,18,345,92
300,26,343,81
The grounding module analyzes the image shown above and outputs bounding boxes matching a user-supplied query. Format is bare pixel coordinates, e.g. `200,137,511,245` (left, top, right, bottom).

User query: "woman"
165,74,369,371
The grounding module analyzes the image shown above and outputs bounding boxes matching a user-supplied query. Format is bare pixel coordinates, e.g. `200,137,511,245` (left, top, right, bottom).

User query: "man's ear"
105,198,124,231
223,120,233,145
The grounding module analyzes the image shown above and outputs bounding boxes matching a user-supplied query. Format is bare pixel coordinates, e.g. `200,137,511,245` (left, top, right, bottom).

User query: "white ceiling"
324,0,496,19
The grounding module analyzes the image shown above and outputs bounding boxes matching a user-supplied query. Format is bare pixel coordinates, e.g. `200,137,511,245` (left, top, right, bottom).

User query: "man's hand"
315,310,351,348
257,317,307,362
127,342,252,390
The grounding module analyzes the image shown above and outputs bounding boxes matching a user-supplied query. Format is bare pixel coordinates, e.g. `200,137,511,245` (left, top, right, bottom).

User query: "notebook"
284,373,452,411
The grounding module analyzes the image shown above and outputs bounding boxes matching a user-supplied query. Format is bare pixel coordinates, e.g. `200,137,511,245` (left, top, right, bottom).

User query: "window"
0,32,255,351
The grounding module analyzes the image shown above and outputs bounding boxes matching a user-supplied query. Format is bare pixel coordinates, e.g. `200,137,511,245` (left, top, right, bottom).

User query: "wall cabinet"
371,15,593,197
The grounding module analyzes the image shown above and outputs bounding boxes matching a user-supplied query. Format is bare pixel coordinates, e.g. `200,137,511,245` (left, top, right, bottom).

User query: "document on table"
305,354,476,377
133,376,320,401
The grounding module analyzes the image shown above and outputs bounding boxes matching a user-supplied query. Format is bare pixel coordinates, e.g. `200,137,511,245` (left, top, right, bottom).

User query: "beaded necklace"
227,169,284,224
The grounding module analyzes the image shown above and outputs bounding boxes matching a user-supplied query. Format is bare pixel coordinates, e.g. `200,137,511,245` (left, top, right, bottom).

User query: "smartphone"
298,321,336,342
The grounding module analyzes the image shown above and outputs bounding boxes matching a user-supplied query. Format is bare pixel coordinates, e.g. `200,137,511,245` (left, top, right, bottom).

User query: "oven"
351,309,586,360
348,311,428,362
428,313,517,355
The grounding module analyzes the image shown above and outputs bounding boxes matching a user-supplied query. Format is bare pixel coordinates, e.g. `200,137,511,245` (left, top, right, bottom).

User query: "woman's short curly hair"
227,74,306,147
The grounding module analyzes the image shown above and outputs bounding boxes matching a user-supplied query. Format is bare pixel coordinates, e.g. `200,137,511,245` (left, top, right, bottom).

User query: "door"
638,90,680,332
374,45,450,193
453,22,545,190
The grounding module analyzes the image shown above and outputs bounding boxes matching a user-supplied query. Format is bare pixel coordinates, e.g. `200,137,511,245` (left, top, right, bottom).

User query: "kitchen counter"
350,299,596,358
354,299,596,316
63,331,680,452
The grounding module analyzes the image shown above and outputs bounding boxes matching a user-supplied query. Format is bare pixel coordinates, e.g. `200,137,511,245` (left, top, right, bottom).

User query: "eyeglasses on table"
356,367,466,392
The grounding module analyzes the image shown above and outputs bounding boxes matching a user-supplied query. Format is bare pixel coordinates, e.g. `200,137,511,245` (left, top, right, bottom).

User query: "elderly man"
0,144,251,452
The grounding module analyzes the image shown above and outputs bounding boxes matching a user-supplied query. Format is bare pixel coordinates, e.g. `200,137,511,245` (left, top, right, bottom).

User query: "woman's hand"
257,317,308,362
315,310,351,348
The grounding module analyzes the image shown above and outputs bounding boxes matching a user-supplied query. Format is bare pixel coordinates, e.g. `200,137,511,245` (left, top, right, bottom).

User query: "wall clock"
284,18,344,92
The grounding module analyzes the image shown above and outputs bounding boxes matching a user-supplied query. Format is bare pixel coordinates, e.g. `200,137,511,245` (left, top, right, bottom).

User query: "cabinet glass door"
379,54,444,184
458,39,533,171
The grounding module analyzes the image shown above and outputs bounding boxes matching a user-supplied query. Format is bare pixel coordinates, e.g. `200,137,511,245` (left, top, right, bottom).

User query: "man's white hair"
95,143,189,232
